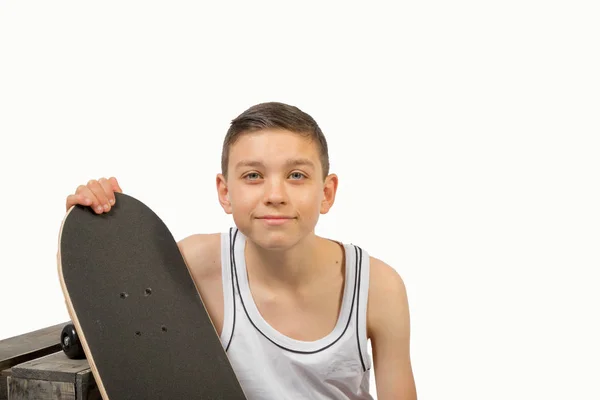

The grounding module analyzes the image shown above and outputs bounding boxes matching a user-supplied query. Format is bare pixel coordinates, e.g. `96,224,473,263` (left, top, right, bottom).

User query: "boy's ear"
320,173,339,214
216,173,232,214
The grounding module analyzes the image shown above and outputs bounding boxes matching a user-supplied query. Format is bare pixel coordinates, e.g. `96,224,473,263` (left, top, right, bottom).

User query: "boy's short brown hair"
221,102,330,179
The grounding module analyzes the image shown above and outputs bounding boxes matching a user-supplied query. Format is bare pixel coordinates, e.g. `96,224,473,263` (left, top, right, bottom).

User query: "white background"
1,1,599,399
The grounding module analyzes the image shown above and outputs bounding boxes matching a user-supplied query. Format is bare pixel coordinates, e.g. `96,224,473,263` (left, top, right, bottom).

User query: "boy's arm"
367,257,417,400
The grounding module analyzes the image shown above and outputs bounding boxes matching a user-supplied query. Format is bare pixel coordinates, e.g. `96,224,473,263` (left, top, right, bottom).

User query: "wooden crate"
0,322,68,400
8,351,99,400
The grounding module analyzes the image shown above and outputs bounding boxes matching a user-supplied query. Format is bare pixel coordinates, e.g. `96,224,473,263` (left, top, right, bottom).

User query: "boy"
64,102,417,399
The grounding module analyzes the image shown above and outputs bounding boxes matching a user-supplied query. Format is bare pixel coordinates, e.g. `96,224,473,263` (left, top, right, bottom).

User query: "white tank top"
219,227,374,400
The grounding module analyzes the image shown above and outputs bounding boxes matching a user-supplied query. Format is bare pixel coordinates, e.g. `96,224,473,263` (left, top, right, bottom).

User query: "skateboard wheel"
61,323,86,359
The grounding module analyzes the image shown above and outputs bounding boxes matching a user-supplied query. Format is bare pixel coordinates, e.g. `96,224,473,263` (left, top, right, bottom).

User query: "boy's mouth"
256,215,295,225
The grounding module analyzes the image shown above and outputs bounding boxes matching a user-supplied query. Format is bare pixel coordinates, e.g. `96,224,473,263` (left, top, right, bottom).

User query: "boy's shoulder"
177,232,223,280
366,255,410,337
365,255,416,396
368,256,406,291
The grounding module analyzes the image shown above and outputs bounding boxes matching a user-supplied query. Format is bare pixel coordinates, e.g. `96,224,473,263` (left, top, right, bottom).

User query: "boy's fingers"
109,177,122,193
65,177,122,213
87,180,110,213
67,186,94,209
65,194,81,210
77,186,95,206
99,178,116,206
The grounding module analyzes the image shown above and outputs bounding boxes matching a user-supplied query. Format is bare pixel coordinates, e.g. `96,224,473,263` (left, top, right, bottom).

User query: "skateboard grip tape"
59,193,247,399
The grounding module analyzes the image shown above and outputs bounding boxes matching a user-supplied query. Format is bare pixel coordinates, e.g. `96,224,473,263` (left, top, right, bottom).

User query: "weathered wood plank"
0,368,11,400
76,370,101,400
10,351,91,383
0,322,68,370
7,376,75,400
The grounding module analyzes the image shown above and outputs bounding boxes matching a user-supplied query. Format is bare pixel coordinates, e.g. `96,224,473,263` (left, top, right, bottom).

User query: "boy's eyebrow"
235,158,315,169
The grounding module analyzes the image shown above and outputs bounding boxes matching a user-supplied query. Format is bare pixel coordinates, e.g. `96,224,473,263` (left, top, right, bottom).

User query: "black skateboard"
57,192,247,399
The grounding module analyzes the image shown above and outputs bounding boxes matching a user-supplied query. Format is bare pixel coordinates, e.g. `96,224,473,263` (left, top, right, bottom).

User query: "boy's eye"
244,172,261,180
289,172,306,180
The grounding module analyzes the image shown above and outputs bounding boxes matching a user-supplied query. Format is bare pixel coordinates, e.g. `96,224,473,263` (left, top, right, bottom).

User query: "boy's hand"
65,177,123,214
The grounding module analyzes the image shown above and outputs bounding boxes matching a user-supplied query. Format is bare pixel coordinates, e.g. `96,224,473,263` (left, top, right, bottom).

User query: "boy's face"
217,128,338,250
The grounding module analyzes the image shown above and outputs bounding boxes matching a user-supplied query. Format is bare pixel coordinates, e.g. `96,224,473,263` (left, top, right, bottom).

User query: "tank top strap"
352,244,372,372
219,227,238,352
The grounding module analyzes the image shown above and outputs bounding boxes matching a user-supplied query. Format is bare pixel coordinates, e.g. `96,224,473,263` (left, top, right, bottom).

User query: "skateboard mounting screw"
135,331,142,336
120,292,128,299
144,288,152,296
161,325,167,332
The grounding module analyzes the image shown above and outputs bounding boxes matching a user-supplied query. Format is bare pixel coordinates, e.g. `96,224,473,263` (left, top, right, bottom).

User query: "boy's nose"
263,179,287,205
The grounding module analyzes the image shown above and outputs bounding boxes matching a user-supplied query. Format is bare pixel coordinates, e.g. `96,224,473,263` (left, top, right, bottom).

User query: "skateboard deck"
57,192,247,399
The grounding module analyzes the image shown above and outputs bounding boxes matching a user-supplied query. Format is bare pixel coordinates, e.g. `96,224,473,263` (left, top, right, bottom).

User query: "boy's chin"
252,234,296,251
246,229,308,251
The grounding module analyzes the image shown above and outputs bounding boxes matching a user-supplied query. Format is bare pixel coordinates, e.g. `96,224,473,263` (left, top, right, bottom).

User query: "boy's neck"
244,233,339,291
